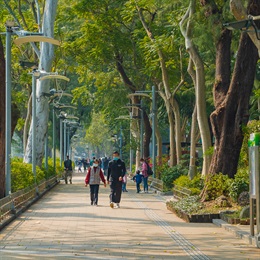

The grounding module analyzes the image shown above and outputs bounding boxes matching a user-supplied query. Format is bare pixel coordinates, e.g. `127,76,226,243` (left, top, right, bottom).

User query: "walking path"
0,172,259,260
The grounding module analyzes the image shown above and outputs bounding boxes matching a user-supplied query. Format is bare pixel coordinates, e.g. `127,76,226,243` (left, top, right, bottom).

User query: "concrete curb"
213,219,256,247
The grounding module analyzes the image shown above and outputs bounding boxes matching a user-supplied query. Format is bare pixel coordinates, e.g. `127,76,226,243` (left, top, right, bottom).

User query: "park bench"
148,177,163,192
173,185,192,200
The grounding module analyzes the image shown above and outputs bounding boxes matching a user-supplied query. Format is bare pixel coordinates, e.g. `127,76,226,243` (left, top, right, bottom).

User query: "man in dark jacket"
107,151,126,208
64,155,73,184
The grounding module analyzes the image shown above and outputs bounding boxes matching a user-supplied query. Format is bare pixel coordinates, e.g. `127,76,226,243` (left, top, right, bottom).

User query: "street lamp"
3,22,60,196
57,106,77,166
30,72,69,187
128,86,156,177
223,14,260,40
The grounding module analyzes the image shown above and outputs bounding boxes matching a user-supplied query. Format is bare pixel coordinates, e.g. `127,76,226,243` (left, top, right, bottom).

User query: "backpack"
145,162,153,176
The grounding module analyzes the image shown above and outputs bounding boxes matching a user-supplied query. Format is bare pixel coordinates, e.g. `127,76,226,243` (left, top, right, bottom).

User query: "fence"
0,176,58,230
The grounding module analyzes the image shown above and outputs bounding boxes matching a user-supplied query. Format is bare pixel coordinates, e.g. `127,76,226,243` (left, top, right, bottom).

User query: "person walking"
102,156,109,176
85,158,106,206
107,151,126,208
64,155,73,184
122,172,128,192
140,158,149,193
133,170,143,193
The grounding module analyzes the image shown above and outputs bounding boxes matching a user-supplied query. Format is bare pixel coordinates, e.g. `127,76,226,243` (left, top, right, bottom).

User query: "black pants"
90,184,100,205
109,181,122,203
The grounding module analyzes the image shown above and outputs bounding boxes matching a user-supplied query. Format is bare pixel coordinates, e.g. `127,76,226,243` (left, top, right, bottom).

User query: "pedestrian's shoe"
125,190,128,192
110,202,114,208
70,180,72,184
91,201,93,205
117,203,120,208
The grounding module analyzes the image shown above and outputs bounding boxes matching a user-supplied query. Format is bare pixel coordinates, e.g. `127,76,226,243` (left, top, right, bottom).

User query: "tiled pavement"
0,172,259,260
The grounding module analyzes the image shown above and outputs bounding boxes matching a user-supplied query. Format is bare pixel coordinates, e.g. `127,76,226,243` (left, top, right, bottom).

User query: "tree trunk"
23,94,32,153
137,6,182,166
210,32,258,177
171,97,182,164
187,58,197,179
0,37,6,198
24,0,58,167
180,0,212,176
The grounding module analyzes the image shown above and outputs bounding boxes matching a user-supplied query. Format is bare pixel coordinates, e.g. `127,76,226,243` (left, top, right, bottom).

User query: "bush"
167,195,203,214
173,174,204,196
229,168,249,202
204,173,232,201
42,158,63,179
161,164,188,191
11,161,45,192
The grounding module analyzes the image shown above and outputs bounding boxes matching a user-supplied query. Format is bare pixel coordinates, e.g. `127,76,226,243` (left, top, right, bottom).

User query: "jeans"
136,182,141,193
90,184,100,205
122,182,127,191
143,177,148,192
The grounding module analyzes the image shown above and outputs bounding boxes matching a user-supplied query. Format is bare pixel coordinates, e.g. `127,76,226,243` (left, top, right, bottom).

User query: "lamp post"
30,72,69,185
3,22,60,195
123,102,144,172
5,22,13,195
128,86,156,177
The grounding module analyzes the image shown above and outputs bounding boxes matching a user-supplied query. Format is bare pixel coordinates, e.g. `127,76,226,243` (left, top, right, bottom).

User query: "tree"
24,0,59,167
209,0,259,177
180,0,212,176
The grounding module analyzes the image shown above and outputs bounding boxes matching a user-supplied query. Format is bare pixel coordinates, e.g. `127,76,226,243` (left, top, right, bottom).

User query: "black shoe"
91,201,93,205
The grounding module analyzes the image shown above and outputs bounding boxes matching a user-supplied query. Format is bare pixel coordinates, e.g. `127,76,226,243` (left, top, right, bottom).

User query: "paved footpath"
0,173,259,260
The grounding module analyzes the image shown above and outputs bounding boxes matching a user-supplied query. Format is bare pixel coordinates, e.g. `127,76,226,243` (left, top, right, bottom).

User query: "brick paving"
0,172,259,260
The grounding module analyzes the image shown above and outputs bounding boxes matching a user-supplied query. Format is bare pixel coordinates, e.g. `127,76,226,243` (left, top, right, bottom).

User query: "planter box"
220,212,256,225
167,205,220,223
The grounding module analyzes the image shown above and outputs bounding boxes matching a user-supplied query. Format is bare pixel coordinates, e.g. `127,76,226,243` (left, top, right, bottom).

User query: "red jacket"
85,166,106,185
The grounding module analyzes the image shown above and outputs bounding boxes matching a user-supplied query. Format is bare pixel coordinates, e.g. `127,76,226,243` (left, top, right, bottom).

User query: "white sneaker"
117,203,120,208
110,202,114,208
114,204,118,209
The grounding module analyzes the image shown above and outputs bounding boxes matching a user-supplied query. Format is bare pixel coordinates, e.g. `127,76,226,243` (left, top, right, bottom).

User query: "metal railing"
0,176,58,227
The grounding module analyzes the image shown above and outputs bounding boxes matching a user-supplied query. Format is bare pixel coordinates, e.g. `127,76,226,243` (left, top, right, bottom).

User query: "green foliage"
173,174,204,195
42,158,63,179
156,155,170,178
11,162,45,193
229,168,249,202
161,164,188,191
239,120,260,168
167,195,203,215
204,173,232,201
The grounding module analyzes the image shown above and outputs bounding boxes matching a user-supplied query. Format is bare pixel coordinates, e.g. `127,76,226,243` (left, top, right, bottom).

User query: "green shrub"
11,161,45,192
161,164,188,191
204,173,232,201
42,158,63,179
229,168,249,201
173,174,204,195
167,195,203,214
